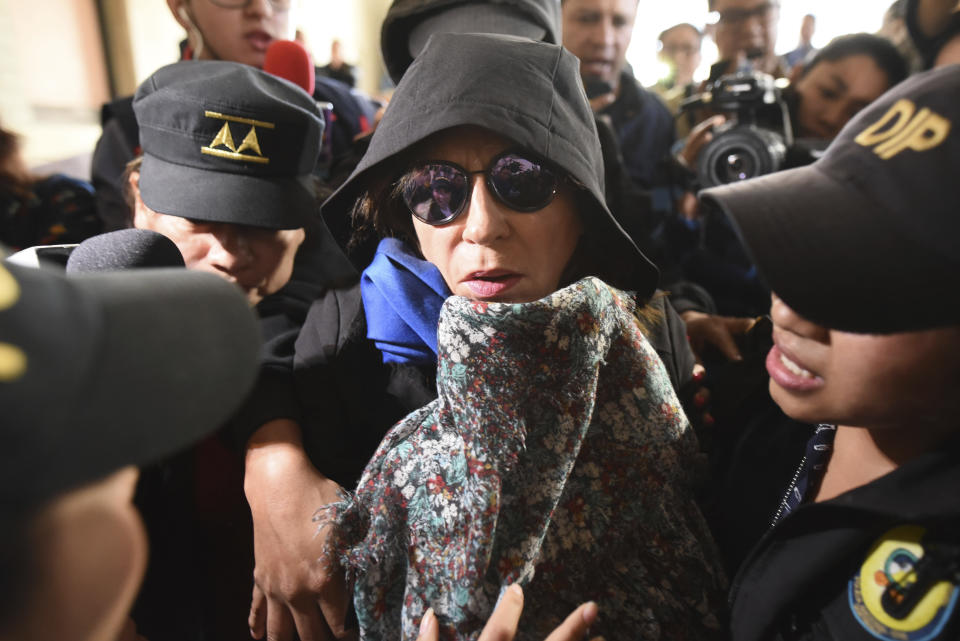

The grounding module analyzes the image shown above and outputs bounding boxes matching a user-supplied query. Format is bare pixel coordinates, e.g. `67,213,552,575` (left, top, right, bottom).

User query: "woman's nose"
460,177,510,245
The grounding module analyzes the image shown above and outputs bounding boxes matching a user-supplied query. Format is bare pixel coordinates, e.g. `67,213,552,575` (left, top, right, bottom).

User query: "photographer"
709,0,784,81
668,33,909,326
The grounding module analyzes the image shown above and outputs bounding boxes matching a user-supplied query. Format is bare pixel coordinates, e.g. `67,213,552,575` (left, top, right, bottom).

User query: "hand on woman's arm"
245,418,353,641
681,310,758,364
416,585,602,641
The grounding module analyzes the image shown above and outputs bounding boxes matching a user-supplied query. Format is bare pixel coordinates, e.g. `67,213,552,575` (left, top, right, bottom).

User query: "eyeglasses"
399,150,562,226
716,2,778,26
206,0,291,10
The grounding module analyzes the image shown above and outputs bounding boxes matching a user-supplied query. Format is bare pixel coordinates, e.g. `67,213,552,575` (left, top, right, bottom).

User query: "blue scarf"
361,238,451,365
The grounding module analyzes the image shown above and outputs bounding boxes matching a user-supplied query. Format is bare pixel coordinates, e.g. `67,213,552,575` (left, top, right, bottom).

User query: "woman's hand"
245,419,354,641
416,584,602,641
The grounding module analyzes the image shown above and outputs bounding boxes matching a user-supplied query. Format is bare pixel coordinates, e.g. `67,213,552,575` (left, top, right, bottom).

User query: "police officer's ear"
125,169,153,230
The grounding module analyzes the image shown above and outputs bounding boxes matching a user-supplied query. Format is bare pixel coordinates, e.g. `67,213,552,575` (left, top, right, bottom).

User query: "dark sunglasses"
400,150,562,225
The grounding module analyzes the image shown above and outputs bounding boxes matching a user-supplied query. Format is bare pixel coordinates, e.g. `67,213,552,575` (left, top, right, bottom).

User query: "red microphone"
263,39,315,96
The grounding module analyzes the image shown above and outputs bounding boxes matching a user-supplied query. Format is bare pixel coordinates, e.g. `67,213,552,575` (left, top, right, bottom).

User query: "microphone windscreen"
264,39,315,96
66,229,185,273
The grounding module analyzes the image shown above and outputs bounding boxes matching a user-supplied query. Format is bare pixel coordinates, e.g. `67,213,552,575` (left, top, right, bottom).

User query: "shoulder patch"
849,525,959,641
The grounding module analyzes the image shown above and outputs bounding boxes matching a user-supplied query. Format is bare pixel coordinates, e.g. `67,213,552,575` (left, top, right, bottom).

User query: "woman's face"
170,0,294,68
766,293,960,432
794,54,892,140
408,128,583,303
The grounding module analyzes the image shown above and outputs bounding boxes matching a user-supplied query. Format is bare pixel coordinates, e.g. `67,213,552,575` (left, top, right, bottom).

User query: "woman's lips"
766,344,824,392
462,271,521,299
245,30,274,52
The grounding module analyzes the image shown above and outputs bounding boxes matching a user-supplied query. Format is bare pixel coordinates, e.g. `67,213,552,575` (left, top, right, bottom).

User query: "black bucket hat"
380,0,562,85
0,257,260,509
701,65,960,334
133,61,324,230
326,32,659,299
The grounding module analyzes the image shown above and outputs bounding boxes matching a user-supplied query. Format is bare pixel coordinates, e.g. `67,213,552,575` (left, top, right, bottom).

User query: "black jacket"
728,430,960,641
602,69,676,190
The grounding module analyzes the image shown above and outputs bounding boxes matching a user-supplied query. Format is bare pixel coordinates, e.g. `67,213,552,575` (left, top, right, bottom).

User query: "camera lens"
720,152,756,183
697,125,787,188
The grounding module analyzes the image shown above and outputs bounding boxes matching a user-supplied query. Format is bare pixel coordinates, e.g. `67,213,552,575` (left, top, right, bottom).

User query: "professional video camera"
680,71,826,188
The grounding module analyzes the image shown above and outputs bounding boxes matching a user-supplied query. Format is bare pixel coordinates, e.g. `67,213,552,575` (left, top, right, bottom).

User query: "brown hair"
0,127,31,199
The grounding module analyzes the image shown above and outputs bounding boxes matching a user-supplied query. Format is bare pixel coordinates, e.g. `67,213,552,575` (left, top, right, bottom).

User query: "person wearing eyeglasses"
168,0,292,67
654,22,704,96
91,0,375,233
708,0,784,81
559,0,677,191
282,32,728,641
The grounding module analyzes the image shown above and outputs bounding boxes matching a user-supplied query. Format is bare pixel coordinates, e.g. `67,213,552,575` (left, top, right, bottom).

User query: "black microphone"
65,229,185,273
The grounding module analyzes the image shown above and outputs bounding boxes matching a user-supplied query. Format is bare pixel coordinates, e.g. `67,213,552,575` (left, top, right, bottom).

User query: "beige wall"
123,2,186,95
298,0,392,97
5,0,109,111
1,0,109,169
2,0,390,170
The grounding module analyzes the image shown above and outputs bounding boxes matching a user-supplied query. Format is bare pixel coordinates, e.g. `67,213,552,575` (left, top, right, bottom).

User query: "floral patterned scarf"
324,277,727,640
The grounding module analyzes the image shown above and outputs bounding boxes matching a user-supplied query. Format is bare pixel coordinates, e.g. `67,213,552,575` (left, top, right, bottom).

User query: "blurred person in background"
878,0,925,72
92,0,375,232
782,13,817,71
1,125,100,250
906,0,960,66
652,23,705,139
318,39,357,88
561,0,676,190
653,22,704,95
708,0,784,81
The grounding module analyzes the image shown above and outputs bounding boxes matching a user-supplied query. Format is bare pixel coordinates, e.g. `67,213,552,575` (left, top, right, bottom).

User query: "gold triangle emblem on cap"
209,122,237,152
201,111,274,164
237,127,262,155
